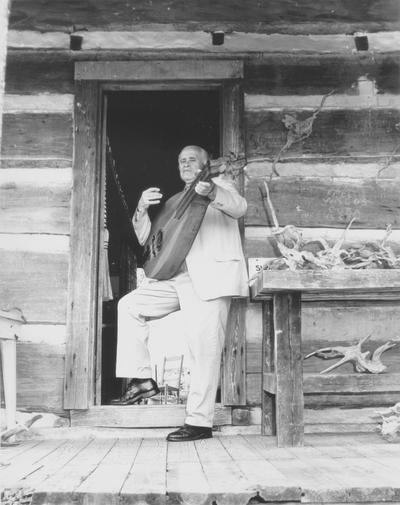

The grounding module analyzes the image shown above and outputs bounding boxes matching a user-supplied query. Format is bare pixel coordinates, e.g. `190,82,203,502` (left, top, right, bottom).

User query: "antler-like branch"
305,335,396,374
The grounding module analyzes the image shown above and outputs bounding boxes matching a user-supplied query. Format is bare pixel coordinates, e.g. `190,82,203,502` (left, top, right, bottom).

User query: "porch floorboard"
1,432,400,505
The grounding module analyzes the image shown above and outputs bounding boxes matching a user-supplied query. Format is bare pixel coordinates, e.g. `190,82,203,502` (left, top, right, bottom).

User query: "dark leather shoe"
166,424,212,442
110,378,159,405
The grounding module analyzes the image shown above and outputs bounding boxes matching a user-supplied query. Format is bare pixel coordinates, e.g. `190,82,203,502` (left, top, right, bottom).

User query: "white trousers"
116,272,231,428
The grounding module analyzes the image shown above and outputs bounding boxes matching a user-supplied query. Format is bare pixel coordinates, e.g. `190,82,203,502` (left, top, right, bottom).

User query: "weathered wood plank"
303,373,400,394
8,0,400,33
252,270,400,299
199,460,254,505
64,80,100,410
17,343,64,412
74,439,141,504
0,440,42,464
0,175,71,234
245,176,400,229
121,438,167,505
12,439,93,490
1,113,73,159
167,439,199,463
194,437,232,462
290,453,397,501
76,60,243,81
0,250,68,323
221,81,247,407
70,405,232,428
0,342,65,413
245,53,400,96
235,459,302,502
219,435,264,461
261,299,276,436
246,109,400,161
246,372,400,409
0,439,66,469
32,464,99,504
167,461,212,505
271,457,349,503
272,292,304,446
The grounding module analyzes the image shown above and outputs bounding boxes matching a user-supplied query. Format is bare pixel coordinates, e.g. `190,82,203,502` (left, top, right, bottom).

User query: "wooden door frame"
64,60,246,412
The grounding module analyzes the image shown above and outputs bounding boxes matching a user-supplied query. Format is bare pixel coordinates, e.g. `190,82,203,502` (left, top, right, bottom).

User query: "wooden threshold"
70,404,232,428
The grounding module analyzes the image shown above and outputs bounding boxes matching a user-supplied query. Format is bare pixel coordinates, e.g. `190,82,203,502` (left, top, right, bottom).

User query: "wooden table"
250,269,400,447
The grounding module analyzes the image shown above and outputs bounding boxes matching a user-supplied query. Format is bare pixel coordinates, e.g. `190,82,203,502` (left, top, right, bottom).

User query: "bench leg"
1,338,17,432
273,292,304,447
261,299,276,436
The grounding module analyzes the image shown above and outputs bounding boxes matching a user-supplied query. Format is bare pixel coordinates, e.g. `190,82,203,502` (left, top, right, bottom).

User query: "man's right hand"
137,188,163,212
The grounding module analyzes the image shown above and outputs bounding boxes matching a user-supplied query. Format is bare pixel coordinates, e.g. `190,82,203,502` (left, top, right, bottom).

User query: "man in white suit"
111,145,248,442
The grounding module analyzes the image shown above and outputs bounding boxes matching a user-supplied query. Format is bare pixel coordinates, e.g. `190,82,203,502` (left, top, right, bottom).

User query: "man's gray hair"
179,146,209,164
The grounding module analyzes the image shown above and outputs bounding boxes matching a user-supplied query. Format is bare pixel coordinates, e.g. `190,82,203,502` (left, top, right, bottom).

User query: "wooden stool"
0,309,25,434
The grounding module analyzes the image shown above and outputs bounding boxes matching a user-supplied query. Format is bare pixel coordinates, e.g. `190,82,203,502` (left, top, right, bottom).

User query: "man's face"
178,148,205,184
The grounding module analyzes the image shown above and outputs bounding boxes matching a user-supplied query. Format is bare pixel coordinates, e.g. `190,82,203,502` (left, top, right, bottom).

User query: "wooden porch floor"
1,431,400,505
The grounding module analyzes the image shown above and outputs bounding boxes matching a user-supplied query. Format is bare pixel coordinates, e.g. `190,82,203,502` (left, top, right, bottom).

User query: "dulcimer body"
142,191,210,280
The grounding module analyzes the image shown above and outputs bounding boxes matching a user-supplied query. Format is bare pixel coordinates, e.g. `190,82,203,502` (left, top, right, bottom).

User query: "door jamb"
64,61,246,412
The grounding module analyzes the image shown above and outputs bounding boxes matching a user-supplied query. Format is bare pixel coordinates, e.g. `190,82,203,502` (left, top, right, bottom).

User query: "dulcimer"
142,153,246,280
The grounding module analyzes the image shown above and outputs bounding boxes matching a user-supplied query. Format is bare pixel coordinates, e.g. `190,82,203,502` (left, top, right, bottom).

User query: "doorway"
100,90,221,405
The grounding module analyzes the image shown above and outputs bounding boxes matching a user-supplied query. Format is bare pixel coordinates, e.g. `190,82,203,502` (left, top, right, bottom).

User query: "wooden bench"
250,270,400,447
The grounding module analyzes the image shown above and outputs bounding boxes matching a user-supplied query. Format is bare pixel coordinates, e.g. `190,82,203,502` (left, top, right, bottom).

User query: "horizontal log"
245,53,400,96
71,404,232,427
303,372,400,393
304,392,400,409
0,250,68,323
6,50,400,97
245,298,400,344
246,109,400,161
305,407,383,425
245,161,400,180
247,373,400,409
18,324,66,345
0,234,69,253
262,360,400,394
0,342,65,413
8,0,400,33
5,52,75,95
245,177,400,229
4,94,74,113
248,339,400,374
1,113,73,159
0,175,71,234
1,159,72,169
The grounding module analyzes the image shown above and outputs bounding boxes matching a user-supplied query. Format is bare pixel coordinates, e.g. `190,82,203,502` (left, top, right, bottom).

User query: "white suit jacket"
134,174,249,301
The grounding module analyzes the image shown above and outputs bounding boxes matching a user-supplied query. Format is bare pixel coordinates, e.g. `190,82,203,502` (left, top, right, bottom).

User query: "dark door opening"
100,90,221,405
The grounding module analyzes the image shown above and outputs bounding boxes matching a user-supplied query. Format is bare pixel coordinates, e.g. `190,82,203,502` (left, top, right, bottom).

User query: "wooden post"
261,299,276,436
273,292,304,447
64,79,101,410
0,0,11,149
0,309,25,437
221,80,247,406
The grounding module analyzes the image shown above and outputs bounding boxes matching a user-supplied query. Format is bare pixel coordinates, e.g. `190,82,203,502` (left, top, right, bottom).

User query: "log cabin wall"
0,0,399,426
